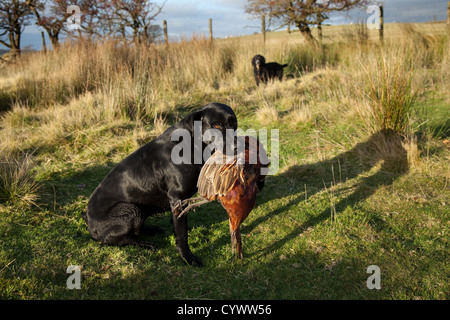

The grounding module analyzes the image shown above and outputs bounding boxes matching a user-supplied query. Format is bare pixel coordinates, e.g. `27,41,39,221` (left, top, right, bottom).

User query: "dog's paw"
183,253,203,267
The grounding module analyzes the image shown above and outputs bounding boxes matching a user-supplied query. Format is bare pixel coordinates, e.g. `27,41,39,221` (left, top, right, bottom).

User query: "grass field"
0,22,449,300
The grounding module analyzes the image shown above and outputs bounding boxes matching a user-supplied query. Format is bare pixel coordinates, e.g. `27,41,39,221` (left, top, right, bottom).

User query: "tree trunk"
132,26,139,44
9,31,20,57
297,22,317,45
50,35,59,49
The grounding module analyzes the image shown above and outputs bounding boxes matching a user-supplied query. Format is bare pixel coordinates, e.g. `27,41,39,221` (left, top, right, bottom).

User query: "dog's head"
179,102,237,153
199,102,237,133
251,55,265,71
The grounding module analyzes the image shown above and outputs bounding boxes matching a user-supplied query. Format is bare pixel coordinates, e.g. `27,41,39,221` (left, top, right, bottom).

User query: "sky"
3,0,450,50
151,0,450,39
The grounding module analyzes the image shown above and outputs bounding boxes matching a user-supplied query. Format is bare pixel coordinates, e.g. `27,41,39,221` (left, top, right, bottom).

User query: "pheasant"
177,136,269,259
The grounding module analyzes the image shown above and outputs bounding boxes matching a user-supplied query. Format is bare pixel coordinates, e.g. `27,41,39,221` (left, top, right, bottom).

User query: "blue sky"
154,0,450,38
156,0,448,37
5,0,450,50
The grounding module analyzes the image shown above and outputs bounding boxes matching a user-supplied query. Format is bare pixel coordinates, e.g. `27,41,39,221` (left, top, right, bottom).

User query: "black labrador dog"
82,103,238,266
251,54,288,86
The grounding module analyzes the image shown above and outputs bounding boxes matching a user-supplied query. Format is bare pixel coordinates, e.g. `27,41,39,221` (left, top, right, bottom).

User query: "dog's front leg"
171,201,203,266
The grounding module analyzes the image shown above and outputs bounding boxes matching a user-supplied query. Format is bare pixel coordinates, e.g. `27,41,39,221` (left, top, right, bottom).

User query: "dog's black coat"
251,54,288,86
82,103,237,266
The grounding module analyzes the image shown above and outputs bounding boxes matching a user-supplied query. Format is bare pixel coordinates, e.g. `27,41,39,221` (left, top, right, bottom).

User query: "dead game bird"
177,136,269,259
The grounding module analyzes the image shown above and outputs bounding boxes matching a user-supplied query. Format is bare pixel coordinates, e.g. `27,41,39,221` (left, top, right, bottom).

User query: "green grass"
0,22,449,300
1,117,448,299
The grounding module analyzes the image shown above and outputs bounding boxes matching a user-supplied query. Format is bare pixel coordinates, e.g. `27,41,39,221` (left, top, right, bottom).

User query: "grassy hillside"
0,23,449,299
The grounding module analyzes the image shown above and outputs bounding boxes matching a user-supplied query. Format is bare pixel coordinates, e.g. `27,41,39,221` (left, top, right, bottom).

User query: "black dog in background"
82,103,237,266
251,54,288,86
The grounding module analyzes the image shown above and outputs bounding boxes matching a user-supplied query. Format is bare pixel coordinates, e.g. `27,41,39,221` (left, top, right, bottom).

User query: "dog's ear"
260,55,265,65
252,55,261,66
180,110,203,133
227,114,237,130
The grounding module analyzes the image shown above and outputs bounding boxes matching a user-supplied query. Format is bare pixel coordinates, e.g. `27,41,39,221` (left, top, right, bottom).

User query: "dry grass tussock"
0,152,40,207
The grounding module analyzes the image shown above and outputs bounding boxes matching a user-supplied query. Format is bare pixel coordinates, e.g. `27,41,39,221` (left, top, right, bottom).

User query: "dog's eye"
213,124,221,129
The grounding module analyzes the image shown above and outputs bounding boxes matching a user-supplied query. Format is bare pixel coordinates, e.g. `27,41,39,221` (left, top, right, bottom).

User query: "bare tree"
109,0,166,44
26,0,75,48
246,0,370,44
0,0,34,56
76,0,104,40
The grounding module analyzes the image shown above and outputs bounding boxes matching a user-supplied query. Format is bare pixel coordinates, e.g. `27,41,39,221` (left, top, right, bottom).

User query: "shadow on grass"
0,91,13,113
191,129,409,262
0,129,410,299
248,129,408,258
40,130,408,266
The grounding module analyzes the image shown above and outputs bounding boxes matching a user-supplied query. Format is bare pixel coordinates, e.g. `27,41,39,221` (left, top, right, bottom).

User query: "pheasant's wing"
197,151,242,200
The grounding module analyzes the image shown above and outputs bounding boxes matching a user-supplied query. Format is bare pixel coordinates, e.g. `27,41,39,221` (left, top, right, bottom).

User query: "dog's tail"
282,64,288,68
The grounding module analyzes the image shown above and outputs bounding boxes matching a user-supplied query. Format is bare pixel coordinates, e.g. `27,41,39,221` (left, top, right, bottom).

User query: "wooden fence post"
41,31,47,52
447,1,450,35
379,5,384,42
318,21,323,43
209,18,213,42
163,20,168,45
262,15,266,45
